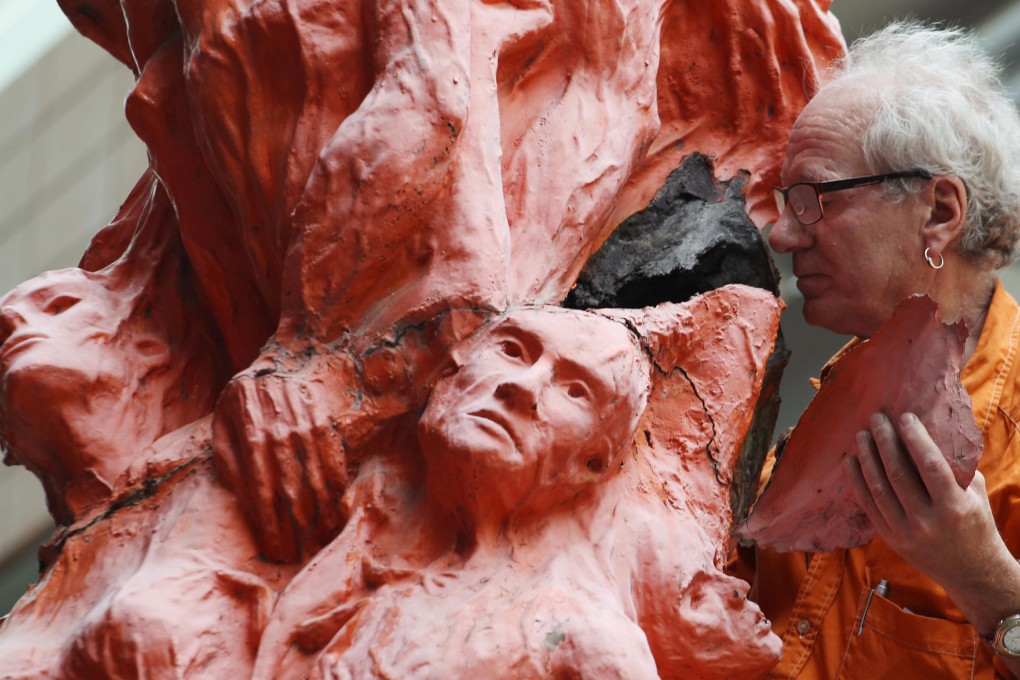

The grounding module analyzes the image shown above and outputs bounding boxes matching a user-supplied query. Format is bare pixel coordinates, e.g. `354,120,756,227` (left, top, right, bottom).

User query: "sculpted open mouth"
468,409,520,449
0,333,45,360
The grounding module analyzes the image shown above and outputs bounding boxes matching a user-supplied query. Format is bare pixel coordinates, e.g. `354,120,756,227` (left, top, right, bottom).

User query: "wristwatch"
993,614,1020,657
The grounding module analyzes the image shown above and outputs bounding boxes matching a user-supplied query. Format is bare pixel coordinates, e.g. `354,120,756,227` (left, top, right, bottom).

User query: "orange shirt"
736,281,1020,679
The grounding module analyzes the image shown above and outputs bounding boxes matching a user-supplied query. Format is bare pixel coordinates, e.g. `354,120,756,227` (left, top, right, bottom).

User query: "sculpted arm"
212,0,473,562
212,350,356,562
283,0,473,340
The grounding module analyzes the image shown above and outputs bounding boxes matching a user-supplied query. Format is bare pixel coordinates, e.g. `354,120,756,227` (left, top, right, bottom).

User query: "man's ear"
923,175,968,254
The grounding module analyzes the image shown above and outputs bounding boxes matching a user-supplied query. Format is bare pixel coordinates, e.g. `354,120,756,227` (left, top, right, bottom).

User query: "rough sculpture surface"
0,0,843,677
737,295,984,552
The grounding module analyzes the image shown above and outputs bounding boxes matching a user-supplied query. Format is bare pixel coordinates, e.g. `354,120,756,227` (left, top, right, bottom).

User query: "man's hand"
846,411,1020,667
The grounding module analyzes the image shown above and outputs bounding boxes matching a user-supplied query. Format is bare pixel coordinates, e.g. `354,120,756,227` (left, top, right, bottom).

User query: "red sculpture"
251,292,786,679
0,0,843,676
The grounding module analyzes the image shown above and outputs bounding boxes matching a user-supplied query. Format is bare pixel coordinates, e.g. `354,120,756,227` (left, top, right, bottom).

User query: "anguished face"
0,268,167,504
418,308,649,519
0,269,125,383
768,79,934,338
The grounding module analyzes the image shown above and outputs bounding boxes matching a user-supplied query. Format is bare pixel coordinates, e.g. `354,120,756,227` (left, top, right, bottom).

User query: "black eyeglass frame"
773,169,934,226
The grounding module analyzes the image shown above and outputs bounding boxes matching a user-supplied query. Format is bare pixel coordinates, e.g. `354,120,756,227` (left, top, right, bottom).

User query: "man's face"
419,309,645,512
768,81,932,338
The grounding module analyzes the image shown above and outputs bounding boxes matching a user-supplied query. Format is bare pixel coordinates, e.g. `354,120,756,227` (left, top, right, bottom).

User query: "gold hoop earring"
924,247,945,270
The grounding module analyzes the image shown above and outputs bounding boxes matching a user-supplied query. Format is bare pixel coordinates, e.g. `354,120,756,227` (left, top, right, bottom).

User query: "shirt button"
796,619,811,636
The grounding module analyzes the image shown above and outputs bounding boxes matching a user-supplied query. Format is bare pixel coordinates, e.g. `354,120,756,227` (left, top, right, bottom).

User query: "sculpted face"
768,79,933,338
419,309,649,518
0,267,123,403
0,268,167,503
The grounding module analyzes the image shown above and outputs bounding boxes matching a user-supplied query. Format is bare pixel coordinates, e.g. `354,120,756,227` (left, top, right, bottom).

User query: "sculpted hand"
212,350,354,563
845,412,1020,638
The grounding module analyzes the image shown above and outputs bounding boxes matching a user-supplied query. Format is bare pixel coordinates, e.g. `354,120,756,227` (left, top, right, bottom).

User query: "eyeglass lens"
773,184,822,225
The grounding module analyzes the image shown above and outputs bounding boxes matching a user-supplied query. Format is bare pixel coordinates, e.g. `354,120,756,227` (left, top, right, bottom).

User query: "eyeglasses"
773,169,933,226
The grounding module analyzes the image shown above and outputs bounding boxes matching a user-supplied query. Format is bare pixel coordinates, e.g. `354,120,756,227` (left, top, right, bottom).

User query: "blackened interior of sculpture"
565,153,780,310
565,152,787,522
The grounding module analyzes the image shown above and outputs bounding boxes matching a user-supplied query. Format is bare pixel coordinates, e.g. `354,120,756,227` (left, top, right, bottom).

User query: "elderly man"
739,22,1020,679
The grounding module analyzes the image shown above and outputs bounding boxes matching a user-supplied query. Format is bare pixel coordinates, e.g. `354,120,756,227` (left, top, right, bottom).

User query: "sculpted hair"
834,21,1020,269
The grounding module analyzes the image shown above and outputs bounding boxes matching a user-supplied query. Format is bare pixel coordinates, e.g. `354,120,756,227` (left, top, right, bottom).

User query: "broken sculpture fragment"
736,295,985,552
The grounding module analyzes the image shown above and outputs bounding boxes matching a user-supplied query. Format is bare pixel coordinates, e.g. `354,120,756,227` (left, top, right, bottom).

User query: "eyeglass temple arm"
815,170,933,194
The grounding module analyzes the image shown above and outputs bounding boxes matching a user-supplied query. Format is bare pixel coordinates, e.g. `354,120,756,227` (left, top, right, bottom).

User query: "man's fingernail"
900,412,916,427
869,413,886,428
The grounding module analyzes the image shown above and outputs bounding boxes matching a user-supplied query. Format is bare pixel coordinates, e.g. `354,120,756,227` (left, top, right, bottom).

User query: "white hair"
832,21,1020,269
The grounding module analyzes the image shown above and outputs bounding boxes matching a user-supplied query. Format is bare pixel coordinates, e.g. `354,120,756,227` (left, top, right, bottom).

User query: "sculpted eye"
567,383,590,400
44,295,81,315
499,339,524,359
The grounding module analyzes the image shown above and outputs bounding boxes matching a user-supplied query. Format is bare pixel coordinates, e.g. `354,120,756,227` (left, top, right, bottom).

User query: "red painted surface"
737,296,984,551
251,291,785,679
0,0,842,676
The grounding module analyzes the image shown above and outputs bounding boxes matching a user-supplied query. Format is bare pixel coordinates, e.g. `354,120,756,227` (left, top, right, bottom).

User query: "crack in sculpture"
46,452,208,558
675,364,724,485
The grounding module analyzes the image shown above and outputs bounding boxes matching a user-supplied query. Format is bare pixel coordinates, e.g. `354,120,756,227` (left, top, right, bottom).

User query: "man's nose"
768,210,814,254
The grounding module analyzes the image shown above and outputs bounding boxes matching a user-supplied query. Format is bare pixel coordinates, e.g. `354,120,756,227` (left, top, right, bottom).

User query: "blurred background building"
2,0,1020,613
0,0,146,612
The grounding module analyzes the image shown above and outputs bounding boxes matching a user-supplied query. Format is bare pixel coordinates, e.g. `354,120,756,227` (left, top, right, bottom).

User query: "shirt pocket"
835,586,993,679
